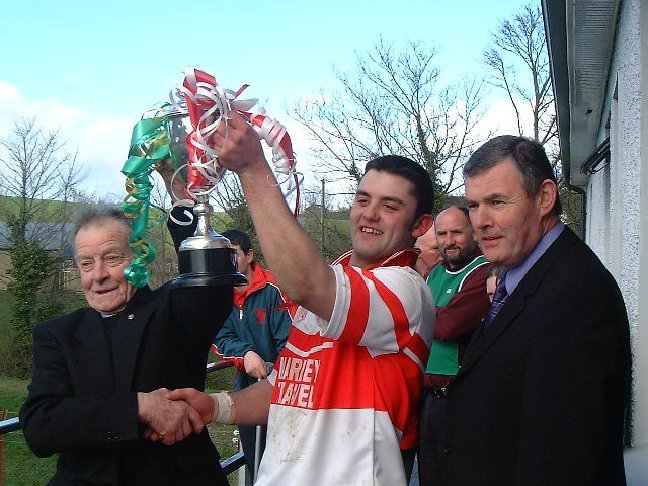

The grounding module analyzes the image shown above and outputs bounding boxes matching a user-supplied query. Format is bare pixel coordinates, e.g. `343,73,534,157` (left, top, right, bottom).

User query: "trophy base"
171,247,247,288
171,273,247,288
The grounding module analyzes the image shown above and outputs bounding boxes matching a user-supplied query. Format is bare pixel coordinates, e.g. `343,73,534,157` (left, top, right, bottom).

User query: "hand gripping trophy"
120,67,299,289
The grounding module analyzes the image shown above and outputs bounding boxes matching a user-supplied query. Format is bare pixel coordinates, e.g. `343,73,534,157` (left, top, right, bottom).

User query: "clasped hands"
137,388,215,446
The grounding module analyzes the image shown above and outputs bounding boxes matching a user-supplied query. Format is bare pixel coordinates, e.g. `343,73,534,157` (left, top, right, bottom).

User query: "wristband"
213,392,235,424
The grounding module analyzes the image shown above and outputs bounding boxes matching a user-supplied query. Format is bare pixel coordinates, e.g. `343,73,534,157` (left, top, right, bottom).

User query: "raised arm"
210,112,336,320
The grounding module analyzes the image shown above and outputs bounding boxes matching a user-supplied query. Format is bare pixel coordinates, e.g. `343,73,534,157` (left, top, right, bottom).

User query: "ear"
411,213,433,239
126,283,136,303
247,249,254,264
537,179,558,217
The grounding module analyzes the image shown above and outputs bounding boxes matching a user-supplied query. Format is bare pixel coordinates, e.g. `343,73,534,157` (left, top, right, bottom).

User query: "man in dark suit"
19,206,233,485
439,135,631,485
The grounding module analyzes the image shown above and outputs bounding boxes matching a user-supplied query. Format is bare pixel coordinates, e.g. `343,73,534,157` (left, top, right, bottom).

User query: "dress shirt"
504,222,565,295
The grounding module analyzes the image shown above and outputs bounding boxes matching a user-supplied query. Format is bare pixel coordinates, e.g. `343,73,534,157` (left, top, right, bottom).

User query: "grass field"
0,375,56,485
0,365,241,485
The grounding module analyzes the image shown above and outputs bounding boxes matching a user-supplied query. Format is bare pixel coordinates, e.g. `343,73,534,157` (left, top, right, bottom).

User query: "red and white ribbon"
169,67,300,215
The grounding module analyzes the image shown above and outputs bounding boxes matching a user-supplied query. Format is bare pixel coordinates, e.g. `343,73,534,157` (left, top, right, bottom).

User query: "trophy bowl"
165,111,247,288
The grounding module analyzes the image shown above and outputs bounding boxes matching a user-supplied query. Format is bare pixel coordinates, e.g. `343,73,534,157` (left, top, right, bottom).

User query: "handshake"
137,388,221,446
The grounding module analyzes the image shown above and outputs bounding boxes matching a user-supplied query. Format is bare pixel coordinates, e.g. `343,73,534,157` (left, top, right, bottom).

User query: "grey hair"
71,205,131,253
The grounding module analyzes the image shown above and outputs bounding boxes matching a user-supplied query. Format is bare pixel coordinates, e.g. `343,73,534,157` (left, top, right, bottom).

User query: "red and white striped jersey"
257,249,435,485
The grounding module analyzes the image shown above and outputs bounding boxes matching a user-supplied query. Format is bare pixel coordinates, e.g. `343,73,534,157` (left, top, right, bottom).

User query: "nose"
363,202,380,221
91,260,109,282
469,206,489,230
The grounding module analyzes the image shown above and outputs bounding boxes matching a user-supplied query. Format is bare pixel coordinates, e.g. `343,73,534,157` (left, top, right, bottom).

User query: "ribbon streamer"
121,67,300,288
120,108,171,288
173,68,300,210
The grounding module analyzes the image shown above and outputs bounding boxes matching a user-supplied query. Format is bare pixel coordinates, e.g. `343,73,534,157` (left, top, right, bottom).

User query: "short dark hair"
463,135,562,215
71,205,130,252
223,228,252,254
364,155,434,220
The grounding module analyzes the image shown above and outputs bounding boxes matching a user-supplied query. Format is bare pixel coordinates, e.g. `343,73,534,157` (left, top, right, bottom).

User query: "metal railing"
0,361,246,477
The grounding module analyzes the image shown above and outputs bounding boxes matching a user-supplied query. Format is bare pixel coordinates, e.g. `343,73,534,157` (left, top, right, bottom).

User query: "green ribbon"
121,109,172,288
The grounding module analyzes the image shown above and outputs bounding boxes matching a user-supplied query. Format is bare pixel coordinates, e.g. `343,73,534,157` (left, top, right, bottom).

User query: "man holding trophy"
166,106,436,485
19,70,248,486
19,204,236,485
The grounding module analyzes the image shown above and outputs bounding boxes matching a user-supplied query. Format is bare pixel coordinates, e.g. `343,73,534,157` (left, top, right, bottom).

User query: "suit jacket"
440,227,631,485
20,283,233,485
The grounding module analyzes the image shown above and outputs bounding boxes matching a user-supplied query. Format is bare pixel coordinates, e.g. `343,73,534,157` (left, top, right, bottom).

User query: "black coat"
20,283,232,485
441,227,631,485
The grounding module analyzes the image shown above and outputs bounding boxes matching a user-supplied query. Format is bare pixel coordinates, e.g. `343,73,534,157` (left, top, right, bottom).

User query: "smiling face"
349,169,431,269
75,218,135,314
465,157,557,268
434,206,478,270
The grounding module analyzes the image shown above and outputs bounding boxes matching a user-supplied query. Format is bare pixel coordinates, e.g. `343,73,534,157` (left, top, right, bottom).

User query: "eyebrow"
484,192,508,201
355,190,406,206
75,245,127,258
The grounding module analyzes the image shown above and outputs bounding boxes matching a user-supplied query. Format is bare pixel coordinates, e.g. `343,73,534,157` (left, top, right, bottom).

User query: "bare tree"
483,3,581,232
0,118,87,376
299,181,351,262
0,117,88,294
207,172,350,263
483,3,556,145
290,38,489,213
0,118,87,244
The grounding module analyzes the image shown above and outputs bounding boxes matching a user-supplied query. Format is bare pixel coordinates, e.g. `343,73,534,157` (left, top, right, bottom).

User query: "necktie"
483,273,508,328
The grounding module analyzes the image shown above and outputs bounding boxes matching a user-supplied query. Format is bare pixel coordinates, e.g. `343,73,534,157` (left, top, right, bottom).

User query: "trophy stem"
171,194,247,288
193,194,214,238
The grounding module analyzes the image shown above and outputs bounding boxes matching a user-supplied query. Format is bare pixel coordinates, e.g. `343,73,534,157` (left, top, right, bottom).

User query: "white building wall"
635,0,648,449
587,0,648,447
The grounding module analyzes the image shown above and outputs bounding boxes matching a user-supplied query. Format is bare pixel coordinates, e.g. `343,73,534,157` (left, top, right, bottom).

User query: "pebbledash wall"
584,0,648,448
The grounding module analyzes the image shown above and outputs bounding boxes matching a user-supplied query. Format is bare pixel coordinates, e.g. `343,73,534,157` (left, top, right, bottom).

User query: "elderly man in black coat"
20,206,233,485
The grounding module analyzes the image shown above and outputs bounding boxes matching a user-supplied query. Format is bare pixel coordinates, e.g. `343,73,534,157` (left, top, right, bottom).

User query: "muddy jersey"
256,249,435,486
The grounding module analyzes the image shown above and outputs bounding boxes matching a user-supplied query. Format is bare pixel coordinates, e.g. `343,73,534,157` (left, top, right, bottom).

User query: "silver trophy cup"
165,111,247,288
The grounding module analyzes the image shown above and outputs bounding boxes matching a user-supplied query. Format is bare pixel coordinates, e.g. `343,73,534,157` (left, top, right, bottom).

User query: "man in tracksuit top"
417,205,491,485
212,228,293,483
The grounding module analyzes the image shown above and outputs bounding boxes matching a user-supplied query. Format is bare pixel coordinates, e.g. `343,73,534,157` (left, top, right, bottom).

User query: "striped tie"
483,274,508,328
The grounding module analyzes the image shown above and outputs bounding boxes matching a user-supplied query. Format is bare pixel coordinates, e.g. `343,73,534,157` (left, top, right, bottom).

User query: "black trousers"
402,448,416,484
417,388,449,486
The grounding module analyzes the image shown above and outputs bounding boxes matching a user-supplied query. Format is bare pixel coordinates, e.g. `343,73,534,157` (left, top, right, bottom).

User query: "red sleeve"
433,263,491,341
211,343,245,371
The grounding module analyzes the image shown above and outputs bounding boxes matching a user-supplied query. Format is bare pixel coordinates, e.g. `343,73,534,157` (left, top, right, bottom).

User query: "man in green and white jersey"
417,205,491,486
